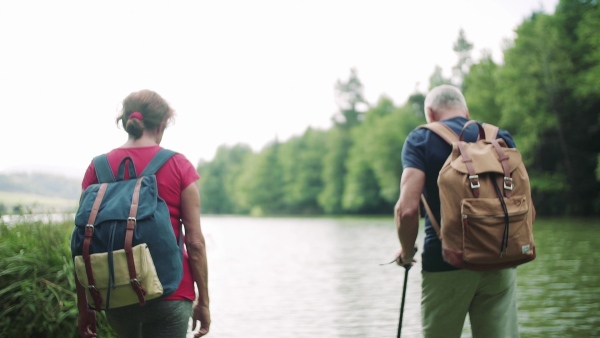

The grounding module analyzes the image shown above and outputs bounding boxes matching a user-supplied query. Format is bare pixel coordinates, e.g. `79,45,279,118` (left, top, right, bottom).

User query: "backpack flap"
74,176,159,227
448,141,523,176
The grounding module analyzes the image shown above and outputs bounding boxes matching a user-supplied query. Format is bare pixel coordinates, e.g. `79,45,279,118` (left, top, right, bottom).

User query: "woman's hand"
191,303,211,337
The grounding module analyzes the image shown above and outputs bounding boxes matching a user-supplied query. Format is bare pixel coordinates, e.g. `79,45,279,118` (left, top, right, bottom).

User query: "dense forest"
198,0,600,217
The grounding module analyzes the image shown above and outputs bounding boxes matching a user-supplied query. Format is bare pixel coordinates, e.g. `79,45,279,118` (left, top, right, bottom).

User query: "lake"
193,216,600,338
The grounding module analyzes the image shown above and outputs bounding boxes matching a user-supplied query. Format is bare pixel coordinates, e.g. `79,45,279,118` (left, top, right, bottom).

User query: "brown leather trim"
456,141,480,197
86,183,107,226
83,183,108,310
491,139,513,197
125,177,147,306
460,120,486,141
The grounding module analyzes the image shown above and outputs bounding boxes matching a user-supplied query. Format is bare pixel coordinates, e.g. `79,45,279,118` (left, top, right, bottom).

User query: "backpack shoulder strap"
140,149,177,176
420,194,442,240
482,123,499,141
420,122,460,144
92,154,116,183
417,121,459,240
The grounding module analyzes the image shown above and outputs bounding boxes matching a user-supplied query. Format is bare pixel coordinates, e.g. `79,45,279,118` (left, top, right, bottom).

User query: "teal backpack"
71,149,183,311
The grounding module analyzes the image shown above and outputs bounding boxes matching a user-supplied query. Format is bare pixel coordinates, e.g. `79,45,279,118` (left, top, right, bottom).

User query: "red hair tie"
129,111,143,120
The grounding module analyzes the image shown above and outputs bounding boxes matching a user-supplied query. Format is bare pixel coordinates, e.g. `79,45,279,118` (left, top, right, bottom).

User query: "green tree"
428,65,452,90
318,127,352,214
573,1,600,199
332,68,369,128
452,28,474,89
236,140,285,215
343,96,424,212
463,50,502,124
198,144,253,214
278,128,327,214
366,99,424,203
497,0,600,214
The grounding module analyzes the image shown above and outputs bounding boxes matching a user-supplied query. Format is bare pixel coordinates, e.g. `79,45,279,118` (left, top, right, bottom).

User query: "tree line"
198,0,599,217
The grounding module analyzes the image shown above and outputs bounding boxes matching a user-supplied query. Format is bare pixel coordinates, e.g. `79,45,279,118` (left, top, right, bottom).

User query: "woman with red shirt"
76,89,210,338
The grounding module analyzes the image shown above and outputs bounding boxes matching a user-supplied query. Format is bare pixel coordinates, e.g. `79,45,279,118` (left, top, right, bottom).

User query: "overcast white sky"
0,0,558,178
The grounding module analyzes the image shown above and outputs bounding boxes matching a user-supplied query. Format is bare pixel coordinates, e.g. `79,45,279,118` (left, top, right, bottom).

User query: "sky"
0,0,558,178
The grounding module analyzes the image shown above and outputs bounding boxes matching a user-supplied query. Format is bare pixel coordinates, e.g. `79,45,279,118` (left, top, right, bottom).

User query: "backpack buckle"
503,177,514,190
127,217,137,224
468,175,480,189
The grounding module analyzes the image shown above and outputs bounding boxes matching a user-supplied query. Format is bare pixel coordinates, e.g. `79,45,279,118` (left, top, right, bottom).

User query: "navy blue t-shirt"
401,117,516,272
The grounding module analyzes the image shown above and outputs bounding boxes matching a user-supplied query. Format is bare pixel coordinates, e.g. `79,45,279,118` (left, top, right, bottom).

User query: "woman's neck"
121,134,160,148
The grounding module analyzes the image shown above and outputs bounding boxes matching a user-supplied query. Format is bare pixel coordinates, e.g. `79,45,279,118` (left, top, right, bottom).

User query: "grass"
0,217,115,337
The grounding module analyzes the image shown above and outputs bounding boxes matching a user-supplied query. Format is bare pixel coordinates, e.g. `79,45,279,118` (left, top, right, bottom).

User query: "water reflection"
193,216,599,338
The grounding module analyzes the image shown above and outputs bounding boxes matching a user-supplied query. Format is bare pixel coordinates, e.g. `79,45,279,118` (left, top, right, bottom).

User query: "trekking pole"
397,263,411,338
379,248,417,338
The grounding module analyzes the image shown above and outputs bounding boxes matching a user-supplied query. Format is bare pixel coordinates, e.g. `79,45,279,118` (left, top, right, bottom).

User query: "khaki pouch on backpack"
74,244,164,309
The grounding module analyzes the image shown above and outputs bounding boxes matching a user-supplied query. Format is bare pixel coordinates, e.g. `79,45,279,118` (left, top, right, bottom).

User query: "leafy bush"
0,218,115,337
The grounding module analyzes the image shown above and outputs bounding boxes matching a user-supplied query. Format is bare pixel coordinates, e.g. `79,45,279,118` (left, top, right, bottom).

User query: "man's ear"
465,108,470,119
426,108,435,123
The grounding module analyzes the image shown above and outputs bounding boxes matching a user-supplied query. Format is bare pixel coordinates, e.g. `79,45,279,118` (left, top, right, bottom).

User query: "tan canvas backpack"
420,120,536,270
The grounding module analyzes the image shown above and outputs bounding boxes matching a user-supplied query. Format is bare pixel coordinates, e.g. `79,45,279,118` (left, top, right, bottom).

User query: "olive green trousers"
421,268,519,338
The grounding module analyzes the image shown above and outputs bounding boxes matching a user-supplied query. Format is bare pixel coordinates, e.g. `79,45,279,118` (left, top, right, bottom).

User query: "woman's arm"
180,181,211,337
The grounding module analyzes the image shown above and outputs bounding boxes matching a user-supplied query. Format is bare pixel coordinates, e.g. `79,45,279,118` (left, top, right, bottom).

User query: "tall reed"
0,216,115,337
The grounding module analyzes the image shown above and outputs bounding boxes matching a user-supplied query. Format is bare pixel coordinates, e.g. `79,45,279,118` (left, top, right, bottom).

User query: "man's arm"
394,168,426,265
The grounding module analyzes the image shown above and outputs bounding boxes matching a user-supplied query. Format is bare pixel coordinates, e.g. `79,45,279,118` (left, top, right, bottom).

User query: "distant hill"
0,172,81,214
0,172,80,199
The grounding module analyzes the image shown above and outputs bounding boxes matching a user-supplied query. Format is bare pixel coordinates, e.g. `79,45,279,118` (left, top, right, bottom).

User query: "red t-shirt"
82,145,200,301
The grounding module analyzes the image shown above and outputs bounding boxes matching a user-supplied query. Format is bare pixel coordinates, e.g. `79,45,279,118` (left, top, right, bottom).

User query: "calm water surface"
189,216,600,338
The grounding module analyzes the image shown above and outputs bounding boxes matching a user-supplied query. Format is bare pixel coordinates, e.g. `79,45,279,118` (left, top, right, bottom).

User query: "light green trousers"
421,268,519,338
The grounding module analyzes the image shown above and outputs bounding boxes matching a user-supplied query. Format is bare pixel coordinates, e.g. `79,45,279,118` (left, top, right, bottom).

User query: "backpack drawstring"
106,221,117,309
492,174,510,255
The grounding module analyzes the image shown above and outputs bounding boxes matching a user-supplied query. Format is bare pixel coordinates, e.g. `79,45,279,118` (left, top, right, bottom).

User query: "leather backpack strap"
126,178,147,306
83,183,108,310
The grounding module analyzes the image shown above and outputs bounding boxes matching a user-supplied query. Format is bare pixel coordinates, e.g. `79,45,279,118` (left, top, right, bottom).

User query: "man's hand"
396,246,418,267
77,309,97,338
191,303,211,337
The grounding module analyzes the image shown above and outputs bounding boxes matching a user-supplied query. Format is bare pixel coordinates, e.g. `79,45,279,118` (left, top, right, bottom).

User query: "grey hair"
424,84,468,116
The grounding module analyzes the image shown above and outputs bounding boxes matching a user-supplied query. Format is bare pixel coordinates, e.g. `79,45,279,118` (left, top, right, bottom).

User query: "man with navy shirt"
394,85,520,337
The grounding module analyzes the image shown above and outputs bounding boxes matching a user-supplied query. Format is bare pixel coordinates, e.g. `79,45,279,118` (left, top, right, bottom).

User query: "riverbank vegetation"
0,219,115,337
198,0,600,217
